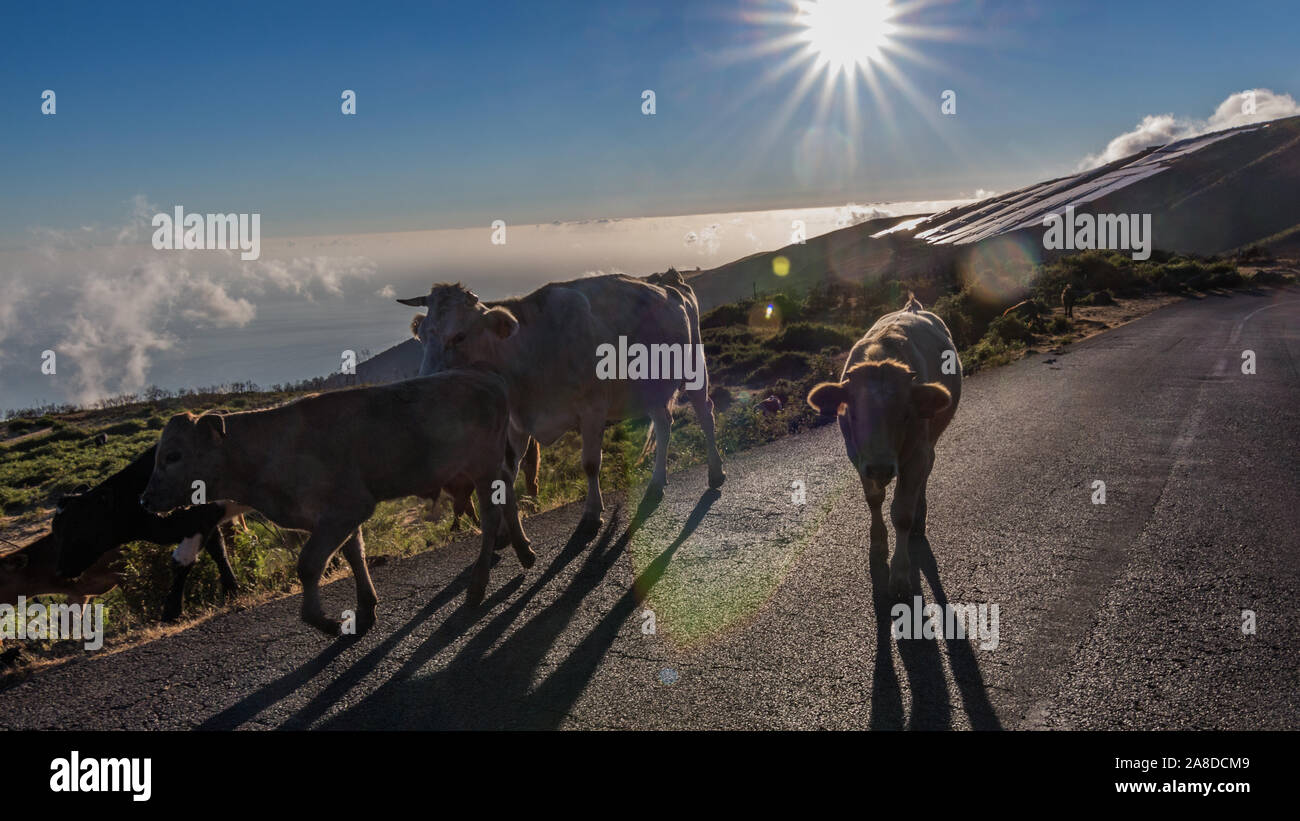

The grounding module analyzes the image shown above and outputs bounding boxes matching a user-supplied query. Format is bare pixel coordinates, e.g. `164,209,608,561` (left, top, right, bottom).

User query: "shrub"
745,351,813,386
762,322,855,353
700,301,753,330
986,314,1034,345
1080,289,1115,306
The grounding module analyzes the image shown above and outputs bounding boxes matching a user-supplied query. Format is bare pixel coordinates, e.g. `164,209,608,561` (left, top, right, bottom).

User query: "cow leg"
494,428,531,548
686,389,726,489
522,437,541,498
496,467,534,568
338,529,378,634
859,475,889,562
163,560,191,622
162,531,208,621
649,405,671,491
298,519,363,636
576,413,606,536
205,528,240,595
888,465,928,599
467,478,505,607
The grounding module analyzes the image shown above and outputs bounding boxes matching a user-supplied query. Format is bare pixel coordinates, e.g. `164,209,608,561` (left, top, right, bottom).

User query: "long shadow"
318,488,718,730
206,487,669,730
868,533,1002,730
199,558,504,730
912,533,1002,730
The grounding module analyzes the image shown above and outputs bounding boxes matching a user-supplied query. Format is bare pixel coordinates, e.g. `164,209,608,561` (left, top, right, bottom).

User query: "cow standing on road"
807,294,962,598
139,371,533,634
398,270,725,538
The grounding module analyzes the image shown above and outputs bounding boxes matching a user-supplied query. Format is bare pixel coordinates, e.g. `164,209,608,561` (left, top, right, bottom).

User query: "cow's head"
397,283,519,375
52,484,115,579
807,360,951,485
140,413,228,514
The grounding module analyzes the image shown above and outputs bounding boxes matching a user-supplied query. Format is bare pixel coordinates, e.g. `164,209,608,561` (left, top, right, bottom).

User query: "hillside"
685,116,1300,310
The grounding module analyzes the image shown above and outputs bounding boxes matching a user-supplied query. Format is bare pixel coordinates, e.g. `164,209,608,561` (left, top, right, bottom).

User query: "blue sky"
2,0,1298,411
4,0,1297,242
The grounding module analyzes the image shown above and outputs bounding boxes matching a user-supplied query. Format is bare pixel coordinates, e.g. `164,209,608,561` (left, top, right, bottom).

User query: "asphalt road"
2,289,1297,730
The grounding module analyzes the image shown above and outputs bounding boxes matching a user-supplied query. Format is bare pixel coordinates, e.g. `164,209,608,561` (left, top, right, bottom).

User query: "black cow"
52,445,240,621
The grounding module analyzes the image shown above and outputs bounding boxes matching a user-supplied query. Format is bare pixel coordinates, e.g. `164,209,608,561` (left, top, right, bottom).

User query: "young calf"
1,533,121,610
52,445,238,622
139,370,533,637
807,294,962,599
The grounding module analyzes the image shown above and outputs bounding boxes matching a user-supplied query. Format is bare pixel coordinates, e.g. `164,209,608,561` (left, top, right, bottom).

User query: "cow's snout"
863,463,896,484
139,493,155,513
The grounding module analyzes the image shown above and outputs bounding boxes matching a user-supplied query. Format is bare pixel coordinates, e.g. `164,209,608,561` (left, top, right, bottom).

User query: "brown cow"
1062,284,1076,318
807,294,962,598
140,371,533,635
398,271,725,537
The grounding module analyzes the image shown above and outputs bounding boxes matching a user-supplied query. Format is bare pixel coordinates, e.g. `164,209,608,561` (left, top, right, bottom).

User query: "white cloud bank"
0,196,376,406
1080,88,1300,170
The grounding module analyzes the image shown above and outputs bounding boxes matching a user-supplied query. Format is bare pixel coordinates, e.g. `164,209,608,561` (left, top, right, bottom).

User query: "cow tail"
639,392,680,465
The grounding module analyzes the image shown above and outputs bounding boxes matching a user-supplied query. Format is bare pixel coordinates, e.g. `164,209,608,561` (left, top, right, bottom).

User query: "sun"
797,0,898,73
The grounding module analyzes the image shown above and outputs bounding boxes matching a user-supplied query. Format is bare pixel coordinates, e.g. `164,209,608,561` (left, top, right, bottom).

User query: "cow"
807,294,962,599
397,269,725,537
430,435,541,531
1002,298,1048,330
53,461,233,601
139,371,533,635
1061,284,1076,318
52,445,240,621
1,532,121,612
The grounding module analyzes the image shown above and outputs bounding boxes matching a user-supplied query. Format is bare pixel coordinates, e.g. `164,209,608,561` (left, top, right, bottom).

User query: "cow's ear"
197,413,226,441
409,314,425,339
484,306,519,339
807,381,849,415
910,382,951,419
395,295,427,307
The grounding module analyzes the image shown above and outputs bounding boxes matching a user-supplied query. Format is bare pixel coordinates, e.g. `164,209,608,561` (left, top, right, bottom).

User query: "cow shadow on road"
303,487,719,730
868,534,1002,731
199,486,681,730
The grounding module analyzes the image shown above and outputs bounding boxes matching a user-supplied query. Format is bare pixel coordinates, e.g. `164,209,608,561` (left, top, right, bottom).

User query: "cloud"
0,197,376,405
1079,88,1300,169
374,284,396,299
684,223,722,255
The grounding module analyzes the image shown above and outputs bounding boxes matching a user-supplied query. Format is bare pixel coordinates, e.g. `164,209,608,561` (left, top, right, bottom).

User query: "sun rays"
714,0,965,184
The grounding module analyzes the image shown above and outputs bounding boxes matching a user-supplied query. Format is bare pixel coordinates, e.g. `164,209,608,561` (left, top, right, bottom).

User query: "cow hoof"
514,541,536,569
465,583,487,608
355,607,377,635
708,467,727,489
305,614,342,637
575,515,603,538
161,605,182,623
